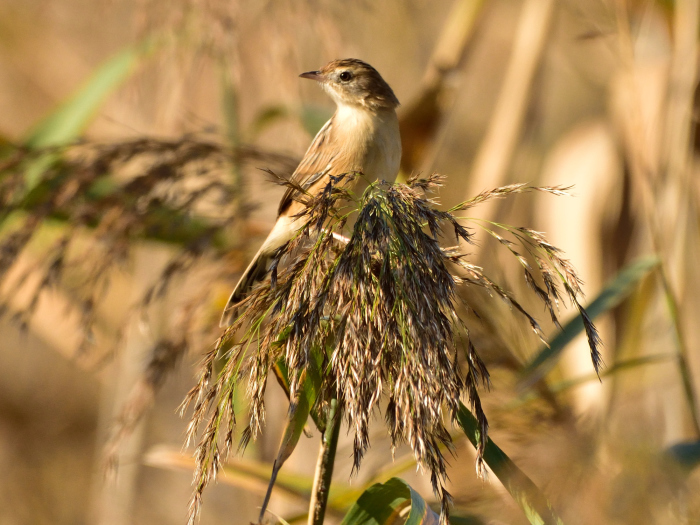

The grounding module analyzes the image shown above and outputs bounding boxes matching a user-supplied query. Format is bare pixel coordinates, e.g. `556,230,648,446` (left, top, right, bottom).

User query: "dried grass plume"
182,173,602,524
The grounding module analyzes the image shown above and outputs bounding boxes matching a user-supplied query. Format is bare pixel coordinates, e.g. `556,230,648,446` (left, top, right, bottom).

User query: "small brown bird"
221,59,401,327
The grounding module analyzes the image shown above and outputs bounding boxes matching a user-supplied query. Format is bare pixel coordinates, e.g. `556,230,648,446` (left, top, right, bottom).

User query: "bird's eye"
339,71,352,82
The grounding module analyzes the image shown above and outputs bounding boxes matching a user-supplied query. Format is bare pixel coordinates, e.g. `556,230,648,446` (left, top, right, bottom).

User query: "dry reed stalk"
464,0,555,220
399,0,486,176
611,0,700,435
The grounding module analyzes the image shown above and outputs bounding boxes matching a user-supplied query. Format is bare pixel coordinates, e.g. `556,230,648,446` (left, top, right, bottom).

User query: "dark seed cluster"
0,136,298,470
183,173,602,524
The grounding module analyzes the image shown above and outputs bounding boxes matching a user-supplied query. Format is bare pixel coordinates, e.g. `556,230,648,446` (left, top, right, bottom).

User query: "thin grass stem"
308,398,341,525
657,264,700,436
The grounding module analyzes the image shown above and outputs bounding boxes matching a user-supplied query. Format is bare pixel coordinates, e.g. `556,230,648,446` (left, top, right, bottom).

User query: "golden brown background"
0,0,698,524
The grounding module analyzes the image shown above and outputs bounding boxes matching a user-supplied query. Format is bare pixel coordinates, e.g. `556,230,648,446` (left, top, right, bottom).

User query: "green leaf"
20,40,153,190
248,104,332,139
219,59,244,193
667,440,700,473
519,256,660,389
275,360,322,467
257,349,324,523
220,60,240,149
0,133,15,159
248,105,291,139
273,347,325,431
508,353,675,409
456,403,563,525
340,477,439,525
24,41,153,149
300,105,333,136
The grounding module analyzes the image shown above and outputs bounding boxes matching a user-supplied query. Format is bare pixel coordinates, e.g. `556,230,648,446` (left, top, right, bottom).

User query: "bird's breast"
331,105,401,183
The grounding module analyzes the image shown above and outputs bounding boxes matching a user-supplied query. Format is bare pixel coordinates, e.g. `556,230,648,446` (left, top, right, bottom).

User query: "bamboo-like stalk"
611,0,700,435
398,0,485,178
464,0,555,219
89,247,170,524
661,0,700,437
308,398,341,525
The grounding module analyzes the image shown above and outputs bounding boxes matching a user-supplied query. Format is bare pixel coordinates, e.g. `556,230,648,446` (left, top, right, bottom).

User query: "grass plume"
182,173,602,524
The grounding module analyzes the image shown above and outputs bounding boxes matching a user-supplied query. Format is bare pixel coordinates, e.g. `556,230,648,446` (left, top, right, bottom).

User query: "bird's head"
300,58,399,112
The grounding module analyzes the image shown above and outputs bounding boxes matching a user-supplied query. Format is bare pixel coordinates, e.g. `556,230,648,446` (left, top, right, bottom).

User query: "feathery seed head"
184,174,602,524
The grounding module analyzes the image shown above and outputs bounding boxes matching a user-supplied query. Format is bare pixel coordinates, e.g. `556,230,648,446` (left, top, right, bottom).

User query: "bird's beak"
299,70,323,81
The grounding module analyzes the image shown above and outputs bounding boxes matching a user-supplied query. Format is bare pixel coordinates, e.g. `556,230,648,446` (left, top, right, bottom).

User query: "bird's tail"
220,215,298,327
219,245,273,327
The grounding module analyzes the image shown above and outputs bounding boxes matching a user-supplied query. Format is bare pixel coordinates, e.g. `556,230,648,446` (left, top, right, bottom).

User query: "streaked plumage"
221,59,401,327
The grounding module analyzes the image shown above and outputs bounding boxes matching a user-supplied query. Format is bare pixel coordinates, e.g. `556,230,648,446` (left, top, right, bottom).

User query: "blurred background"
0,0,699,523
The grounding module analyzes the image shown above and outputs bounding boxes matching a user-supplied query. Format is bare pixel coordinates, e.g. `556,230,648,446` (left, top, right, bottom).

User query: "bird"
220,58,401,327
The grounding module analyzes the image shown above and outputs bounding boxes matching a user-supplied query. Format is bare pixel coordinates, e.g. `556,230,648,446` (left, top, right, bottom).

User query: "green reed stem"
657,263,700,436
308,398,341,525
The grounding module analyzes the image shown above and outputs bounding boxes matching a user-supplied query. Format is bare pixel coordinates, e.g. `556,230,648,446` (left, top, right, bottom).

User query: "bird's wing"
278,116,338,216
